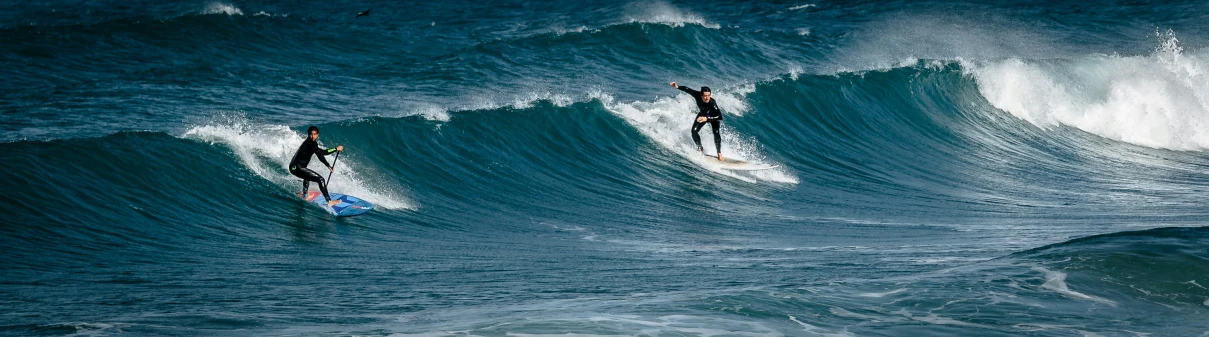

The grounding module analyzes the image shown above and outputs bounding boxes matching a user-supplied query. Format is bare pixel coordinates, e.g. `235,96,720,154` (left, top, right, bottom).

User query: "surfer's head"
701,86,711,101
307,126,319,141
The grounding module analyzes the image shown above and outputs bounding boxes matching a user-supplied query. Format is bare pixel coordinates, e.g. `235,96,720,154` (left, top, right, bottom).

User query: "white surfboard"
703,153,778,171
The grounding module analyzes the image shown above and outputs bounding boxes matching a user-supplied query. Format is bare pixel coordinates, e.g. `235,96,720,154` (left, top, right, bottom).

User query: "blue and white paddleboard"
300,191,374,217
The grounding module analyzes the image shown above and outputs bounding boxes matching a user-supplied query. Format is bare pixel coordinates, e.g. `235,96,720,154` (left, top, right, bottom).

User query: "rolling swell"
1016,226,1209,307
0,132,288,272
12,58,1209,232
664,226,1209,337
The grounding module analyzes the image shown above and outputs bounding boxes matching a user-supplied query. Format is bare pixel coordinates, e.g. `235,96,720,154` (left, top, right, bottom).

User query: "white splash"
624,1,721,29
201,2,243,15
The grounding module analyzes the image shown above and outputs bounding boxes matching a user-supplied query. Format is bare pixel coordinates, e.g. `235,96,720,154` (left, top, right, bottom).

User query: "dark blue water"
4,1,1209,335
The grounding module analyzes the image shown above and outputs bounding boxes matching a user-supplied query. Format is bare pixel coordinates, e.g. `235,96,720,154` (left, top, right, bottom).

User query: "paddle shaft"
326,151,341,186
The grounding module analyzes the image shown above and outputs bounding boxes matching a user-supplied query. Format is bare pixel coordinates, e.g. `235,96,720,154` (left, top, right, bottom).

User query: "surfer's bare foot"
327,200,340,207
717,153,724,161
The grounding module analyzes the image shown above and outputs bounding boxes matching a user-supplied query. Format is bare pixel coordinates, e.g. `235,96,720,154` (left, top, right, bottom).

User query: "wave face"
5,1,1209,336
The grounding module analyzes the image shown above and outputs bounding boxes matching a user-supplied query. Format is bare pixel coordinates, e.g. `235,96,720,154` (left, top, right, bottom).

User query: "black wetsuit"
677,85,723,154
289,139,337,202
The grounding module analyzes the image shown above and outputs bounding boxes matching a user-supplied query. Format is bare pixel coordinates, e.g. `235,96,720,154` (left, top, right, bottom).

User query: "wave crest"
969,30,1209,151
624,1,720,29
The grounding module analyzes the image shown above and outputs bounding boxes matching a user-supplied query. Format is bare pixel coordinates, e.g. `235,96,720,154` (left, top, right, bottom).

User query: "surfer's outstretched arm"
671,81,700,97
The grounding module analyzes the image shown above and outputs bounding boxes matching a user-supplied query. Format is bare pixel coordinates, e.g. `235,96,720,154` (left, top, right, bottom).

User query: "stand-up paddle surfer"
670,81,724,161
289,126,343,207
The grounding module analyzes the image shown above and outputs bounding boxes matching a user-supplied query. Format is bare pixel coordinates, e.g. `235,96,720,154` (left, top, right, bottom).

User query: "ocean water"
3,1,1209,336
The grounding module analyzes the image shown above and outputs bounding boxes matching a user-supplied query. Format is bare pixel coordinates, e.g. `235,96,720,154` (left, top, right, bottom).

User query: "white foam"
512,92,577,108
796,28,811,36
893,310,994,329
858,288,907,298
369,94,454,122
912,256,992,264
505,334,624,337
482,314,784,337
552,25,595,36
624,1,720,29
788,315,857,337
785,64,805,80
386,333,460,337
969,30,1209,151
828,307,883,321
1184,280,1207,290
390,101,451,122
251,11,285,18
412,104,452,122
183,119,413,210
1031,267,1117,306
52,322,120,337
789,4,817,11
592,90,798,184
913,314,994,329
201,2,243,16
1012,323,1083,332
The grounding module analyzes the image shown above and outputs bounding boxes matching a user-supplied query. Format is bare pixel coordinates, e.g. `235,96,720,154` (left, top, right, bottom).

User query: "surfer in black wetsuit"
670,81,724,160
290,126,343,207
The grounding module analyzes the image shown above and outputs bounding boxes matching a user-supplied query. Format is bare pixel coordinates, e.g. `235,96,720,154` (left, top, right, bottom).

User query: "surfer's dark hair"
307,126,319,134
701,86,710,93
